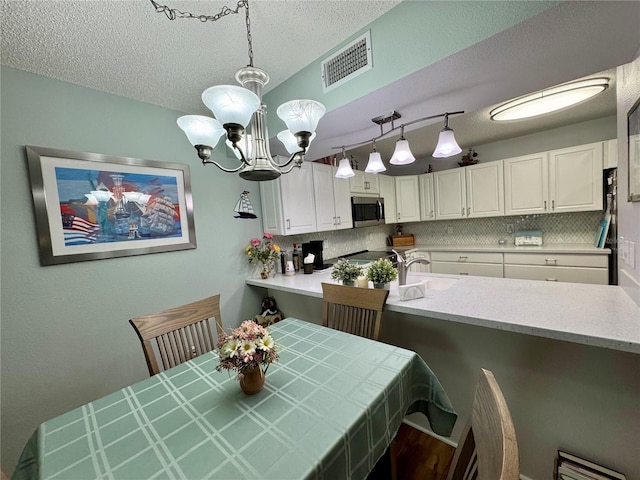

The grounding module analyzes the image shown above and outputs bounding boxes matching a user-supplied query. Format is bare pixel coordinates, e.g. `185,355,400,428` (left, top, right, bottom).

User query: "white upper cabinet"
349,170,379,194
465,160,504,218
434,168,467,219
434,160,504,220
418,173,436,221
504,152,549,215
395,175,421,223
260,159,317,235
504,142,603,215
548,142,603,213
603,138,618,169
311,162,352,231
378,175,397,225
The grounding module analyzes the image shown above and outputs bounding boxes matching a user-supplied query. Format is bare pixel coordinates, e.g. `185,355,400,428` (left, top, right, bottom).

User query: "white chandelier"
153,0,326,181
333,111,464,178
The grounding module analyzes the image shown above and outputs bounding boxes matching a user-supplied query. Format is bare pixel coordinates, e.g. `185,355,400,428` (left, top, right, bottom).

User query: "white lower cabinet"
503,252,608,285
260,160,317,235
429,251,503,278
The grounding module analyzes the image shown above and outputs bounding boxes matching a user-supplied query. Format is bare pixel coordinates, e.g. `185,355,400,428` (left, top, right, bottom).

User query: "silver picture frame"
628,97,640,202
26,146,197,265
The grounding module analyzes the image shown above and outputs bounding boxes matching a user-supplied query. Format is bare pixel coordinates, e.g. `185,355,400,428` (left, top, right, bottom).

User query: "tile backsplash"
272,211,603,258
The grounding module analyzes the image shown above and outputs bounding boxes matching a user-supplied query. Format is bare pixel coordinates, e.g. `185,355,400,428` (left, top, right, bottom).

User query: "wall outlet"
447,226,454,234
506,224,514,234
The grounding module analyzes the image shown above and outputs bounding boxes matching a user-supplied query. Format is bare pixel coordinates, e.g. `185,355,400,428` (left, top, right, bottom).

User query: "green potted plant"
366,258,398,289
331,259,363,286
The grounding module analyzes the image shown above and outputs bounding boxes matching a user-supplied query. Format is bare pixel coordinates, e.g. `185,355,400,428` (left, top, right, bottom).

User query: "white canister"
285,260,296,276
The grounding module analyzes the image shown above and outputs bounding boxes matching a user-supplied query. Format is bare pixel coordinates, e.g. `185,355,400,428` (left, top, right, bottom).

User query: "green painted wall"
0,66,264,473
263,0,558,133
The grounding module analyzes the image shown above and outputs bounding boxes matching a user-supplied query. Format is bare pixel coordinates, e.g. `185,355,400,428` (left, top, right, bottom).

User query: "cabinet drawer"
430,251,503,264
504,265,608,285
431,262,503,278
503,253,607,268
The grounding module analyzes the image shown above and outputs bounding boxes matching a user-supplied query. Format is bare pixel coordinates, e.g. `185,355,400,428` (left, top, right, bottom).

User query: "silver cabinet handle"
552,200,555,210
459,272,469,275
332,216,337,225
467,207,470,216
545,278,558,282
544,200,547,210
458,256,468,262
461,208,465,216
545,258,558,265
286,219,291,230
430,210,434,218
337,216,341,225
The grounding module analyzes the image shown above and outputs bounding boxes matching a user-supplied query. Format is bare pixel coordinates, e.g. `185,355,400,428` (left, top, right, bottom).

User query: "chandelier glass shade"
489,77,609,121
365,140,387,174
277,130,316,155
162,0,326,181
432,128,462,158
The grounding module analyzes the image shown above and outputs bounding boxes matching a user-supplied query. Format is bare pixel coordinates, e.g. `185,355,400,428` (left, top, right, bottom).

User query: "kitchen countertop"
396,244,611,254
246,270,639,354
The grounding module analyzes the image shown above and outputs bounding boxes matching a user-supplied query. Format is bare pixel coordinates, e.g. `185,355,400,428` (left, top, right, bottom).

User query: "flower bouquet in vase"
216,320,279,395
245,232,281,279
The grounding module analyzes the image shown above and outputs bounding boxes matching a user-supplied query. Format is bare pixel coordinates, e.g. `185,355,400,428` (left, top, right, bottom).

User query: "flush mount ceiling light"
154,0,326,181
334,110,464,177
489,77,609,122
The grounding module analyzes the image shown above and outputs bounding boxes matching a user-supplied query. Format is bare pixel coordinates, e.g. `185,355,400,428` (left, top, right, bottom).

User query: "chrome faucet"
393,249,431,286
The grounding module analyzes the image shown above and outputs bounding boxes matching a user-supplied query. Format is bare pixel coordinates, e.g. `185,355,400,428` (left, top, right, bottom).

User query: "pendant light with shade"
153,0,326,181
333,110,464,178
335,147,355,179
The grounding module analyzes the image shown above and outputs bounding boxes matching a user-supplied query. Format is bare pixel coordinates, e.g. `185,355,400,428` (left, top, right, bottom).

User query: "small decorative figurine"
254,296,282,327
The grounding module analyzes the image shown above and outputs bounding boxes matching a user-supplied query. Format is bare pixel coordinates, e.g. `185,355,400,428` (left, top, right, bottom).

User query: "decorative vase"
239,366,265,395
373,282,390,290
342,279,356,286
257,261,274,279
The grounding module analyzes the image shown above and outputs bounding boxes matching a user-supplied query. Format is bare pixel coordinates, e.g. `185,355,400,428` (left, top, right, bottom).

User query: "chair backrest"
130,294,224,376
447,368,519,480
321,283,389,341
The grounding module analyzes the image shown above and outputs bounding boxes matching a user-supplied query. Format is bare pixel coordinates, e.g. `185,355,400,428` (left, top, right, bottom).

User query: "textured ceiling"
1,0,402,114
2,1,639,167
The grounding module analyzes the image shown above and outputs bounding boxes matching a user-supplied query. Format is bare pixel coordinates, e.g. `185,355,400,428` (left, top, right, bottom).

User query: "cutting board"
391,234,415,247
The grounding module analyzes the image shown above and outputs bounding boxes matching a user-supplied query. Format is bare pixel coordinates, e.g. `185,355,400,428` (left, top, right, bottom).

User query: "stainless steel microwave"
351,196,385,228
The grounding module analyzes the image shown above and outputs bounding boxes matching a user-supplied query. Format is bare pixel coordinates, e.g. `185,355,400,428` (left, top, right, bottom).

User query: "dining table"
13,317,457,480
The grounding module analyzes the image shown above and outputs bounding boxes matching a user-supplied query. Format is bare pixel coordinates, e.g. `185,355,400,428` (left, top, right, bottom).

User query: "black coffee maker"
302,240,331,270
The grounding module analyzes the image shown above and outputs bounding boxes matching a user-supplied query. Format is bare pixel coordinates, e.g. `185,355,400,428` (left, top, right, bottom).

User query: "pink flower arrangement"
216,320,279,378
245,232,280,265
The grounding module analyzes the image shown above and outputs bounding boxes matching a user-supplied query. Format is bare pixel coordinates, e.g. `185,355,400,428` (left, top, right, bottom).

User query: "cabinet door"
332,166,353,230
466,160,504,218
312,163,337,232
365,173,380,194
549,142,603,213
349,170,367,193
504,152,549,215
260,178,285,235
395,175,421,223
280,161,317,234
418,173,435,221
378,175,396,225
430,261,503,278
434,169,466,219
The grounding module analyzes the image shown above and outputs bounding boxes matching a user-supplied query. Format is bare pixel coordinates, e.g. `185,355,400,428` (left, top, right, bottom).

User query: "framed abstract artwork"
26,146,197,265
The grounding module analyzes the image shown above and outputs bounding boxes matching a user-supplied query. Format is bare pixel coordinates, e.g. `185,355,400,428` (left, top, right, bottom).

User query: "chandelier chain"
245,1,253,67
150,0,248,24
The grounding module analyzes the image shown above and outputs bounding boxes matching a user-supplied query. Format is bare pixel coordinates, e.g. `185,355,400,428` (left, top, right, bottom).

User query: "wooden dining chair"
321,283,389,341
446,368,519,480
129,294,224,376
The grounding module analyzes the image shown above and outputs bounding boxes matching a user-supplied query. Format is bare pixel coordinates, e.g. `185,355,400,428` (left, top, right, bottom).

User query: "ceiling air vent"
321,31,372,93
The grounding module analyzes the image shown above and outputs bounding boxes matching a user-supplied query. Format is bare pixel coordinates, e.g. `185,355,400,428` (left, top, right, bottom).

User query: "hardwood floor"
368,423,455,480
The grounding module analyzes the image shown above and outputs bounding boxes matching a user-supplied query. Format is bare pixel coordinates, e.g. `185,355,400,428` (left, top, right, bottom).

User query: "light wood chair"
130,294,224,376
321,283,389,341
446,368,519,480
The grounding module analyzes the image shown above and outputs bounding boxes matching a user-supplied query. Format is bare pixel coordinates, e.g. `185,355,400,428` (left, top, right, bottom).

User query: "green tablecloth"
14,318,457,479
